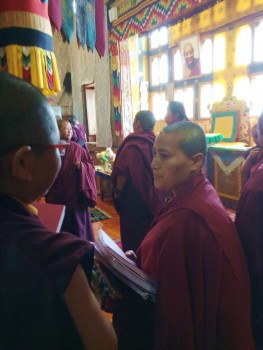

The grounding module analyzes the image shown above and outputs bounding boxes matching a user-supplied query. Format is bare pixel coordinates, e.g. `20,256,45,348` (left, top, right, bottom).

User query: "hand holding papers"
95,229,156,300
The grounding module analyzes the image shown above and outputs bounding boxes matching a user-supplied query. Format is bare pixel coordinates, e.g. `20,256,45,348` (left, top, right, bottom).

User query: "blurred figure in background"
46,119,97,242
165,101,189,125
241,123,263,183
111,110,165,252
69,115,88,149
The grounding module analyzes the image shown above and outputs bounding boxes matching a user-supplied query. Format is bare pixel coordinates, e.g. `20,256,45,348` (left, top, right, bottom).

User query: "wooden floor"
92,196,120,241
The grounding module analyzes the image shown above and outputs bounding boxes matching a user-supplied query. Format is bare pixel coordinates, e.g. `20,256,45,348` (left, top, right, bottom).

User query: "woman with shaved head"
113,121,255,350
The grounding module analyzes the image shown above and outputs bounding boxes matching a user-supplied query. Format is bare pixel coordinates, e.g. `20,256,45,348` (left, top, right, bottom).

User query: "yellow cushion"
211,112,238,142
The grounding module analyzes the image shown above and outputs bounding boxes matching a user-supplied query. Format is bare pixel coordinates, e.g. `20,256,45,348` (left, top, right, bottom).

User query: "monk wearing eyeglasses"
0,71,117,350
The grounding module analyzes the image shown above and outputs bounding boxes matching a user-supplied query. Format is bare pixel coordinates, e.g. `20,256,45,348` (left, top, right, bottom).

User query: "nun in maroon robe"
113,122,255,350
46,121,97,242
111,110,165,252
236,158,263,349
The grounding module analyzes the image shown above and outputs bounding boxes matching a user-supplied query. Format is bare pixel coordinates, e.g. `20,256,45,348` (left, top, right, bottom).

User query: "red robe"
111,131,165,251
46,141,96,241
235,159,263,348
71,124,87,149
0,193,94,349
135,172,254,350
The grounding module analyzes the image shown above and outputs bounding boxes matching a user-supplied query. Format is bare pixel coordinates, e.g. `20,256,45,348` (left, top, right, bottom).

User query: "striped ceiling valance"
109,0,224,44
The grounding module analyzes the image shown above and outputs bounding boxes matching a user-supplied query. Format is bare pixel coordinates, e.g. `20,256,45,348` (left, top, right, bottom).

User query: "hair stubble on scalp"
162,121,207,164
135,110,156,131
0,71,58,151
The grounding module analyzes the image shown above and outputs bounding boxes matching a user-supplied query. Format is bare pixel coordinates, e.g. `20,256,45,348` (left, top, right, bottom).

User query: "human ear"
12,146,33,181
191,153,204,171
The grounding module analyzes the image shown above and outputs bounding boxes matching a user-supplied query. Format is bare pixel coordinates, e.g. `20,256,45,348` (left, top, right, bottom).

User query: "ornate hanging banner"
109,0,224,44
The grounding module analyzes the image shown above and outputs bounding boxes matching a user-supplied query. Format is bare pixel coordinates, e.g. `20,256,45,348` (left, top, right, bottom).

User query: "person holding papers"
112,121,255,350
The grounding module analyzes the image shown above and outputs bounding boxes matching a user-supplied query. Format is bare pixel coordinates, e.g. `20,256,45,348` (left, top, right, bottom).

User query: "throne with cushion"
205,94,250,210
208,94,250,147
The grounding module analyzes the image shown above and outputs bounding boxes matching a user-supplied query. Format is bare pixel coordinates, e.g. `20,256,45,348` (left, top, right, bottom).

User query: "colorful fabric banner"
0,0,61,95
86,0,96,52
49,0,62,31
95,0,106,57
76,0,88,47
109,0,224,44
61,0,74,43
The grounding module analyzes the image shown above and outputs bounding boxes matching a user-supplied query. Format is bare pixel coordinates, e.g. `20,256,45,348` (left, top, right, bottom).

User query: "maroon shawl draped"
46,142,96,241
136,172,254,350
235,159,263,348
111,131,165,251
0,193,94,349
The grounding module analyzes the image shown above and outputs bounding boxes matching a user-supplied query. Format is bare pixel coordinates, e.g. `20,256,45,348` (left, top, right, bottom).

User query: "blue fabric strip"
0,27,53,51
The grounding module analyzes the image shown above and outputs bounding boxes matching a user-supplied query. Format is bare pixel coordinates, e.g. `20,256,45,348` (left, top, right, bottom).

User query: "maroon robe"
184,57,201,78
0,193,94,350
113,172,255,350
46,141,97,241
111,131,165,251
235,159,263,349
71,124,87,149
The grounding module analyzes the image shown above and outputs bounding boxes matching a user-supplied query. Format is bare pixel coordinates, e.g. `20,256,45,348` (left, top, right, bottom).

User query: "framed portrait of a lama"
180,35,201,79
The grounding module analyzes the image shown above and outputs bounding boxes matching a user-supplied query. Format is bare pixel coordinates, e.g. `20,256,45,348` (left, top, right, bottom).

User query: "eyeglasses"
32,143,69,151
0,142,69,156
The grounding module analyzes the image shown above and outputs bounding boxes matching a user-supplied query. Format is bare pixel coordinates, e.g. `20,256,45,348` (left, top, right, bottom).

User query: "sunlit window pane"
174,89,184,102
174,87,194,119
213,83,225,103
159,54,168,84
184,87,194,119
200,84,212,118
151,57,159,85
150,30,159,49
201,39,213,74
213,34,226,71
233,77,250,105
250,75,263,116
152,92,168,120
254,21,263,62
173,49,183,80
236,26,252,66
159,27,168,46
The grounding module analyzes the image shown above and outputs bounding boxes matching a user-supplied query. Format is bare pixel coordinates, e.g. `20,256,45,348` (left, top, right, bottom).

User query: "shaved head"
0,71,59,152
162,121,207,160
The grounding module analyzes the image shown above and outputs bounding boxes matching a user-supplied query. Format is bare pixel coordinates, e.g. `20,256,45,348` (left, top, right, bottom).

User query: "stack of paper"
95,229,156,300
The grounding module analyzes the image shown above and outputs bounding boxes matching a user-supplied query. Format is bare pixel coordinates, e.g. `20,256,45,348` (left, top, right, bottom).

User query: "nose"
151,156,159,170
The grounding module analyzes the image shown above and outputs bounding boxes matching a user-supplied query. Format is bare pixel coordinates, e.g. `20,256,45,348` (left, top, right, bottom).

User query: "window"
150,53,168,86
174,87,194,119
173,48,183,80
201,38,213,74
233,77,250,105
199,82,225,118
236,25,252,66
199,83,213,118
151,92,168,120
250,74,263,116
254,21,263,62
213,34,226,71
149,27,168,49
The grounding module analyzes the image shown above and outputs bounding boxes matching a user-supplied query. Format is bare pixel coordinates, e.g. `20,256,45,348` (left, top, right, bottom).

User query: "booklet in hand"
95,229,156,300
